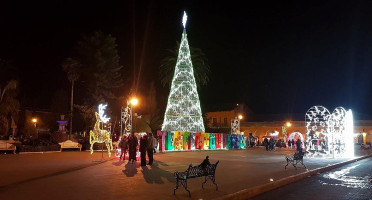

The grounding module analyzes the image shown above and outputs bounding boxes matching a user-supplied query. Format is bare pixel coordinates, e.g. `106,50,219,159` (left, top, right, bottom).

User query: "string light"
90,104,113,157
162,12,205,133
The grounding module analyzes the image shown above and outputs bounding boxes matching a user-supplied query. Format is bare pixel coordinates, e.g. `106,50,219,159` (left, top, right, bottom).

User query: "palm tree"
62,58,81,140
0,80,19,136
160,41,211,89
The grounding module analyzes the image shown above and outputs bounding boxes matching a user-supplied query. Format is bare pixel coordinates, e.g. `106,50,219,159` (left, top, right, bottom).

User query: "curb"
214,153,372,200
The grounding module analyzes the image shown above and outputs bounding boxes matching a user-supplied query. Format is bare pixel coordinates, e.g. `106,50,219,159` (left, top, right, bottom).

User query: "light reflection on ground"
320,164,371,189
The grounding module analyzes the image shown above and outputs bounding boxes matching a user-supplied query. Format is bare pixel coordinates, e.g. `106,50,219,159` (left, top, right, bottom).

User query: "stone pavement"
0,148,370,200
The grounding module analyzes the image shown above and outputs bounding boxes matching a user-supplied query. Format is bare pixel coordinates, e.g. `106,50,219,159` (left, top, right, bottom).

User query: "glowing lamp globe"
130,98,138,106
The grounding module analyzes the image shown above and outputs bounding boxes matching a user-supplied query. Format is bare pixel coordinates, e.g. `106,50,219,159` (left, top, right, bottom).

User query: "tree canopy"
77,31,124,103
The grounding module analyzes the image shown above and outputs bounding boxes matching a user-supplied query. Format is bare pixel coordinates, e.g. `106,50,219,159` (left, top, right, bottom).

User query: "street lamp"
286,122,292,127
130,98,138,106
238,114,243,120
282,121,291,144
32,118,37,128
32,118,38,139
130,97,139,133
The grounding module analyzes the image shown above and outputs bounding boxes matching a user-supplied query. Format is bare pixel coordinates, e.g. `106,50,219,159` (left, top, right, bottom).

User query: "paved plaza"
0,148,371,200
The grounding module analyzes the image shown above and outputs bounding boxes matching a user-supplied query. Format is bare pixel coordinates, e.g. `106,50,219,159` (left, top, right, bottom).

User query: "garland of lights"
305,105,354,158
90,104,113,157
161,11,205,133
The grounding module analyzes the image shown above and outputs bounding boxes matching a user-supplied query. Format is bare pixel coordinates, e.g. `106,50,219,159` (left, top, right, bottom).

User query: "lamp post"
32,118,37,128
129,97,138,133
32,118,38,139
282,121,291,144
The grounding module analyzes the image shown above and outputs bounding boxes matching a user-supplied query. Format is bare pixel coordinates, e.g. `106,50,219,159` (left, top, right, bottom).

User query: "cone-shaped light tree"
162,12,205,133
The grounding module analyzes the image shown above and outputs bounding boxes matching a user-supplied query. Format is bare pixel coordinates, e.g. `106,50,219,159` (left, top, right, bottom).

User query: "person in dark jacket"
269,138,275,151
199,156,211,168
263,138,269,151
147,132,155,165
128,132,138,164
119,135,128,160
139,135,148,166
296,139,302,153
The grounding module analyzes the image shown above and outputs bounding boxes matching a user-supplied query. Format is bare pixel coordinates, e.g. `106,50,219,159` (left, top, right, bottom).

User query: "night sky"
1,0,372,119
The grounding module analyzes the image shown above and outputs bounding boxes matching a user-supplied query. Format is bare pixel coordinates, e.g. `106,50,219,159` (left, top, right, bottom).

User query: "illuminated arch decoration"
287,132,305,147
90,104,114,157
305,106,354,158
162,11,205,133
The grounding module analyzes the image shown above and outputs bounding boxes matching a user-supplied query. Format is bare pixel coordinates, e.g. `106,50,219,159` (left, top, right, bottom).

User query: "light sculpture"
120,101,132,136
90,104,113,157
305,106,354,158
162,11,205,133
231,117,240,134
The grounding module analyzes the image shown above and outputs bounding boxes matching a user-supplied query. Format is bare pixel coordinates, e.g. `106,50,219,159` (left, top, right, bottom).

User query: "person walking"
128,132,138,164
119,135,128,160
139,134,148,166
147,132,156,165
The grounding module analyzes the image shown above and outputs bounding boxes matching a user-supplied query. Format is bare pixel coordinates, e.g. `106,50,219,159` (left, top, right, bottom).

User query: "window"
212,118,217,126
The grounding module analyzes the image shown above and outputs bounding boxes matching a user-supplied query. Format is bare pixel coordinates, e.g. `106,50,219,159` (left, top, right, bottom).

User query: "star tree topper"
182,11,187,29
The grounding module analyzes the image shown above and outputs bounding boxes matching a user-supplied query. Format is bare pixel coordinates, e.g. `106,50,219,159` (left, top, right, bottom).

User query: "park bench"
59,140,82,151
174,159,219,197
285,151,306,169
0,141,16,154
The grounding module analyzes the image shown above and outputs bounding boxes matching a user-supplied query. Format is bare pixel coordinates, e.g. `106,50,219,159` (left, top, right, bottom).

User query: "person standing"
119,135,128,160
296,139,302,153
128,132,138,164
147,132,156,165
269,138,275,151
263,138,269,151
139,135,148,166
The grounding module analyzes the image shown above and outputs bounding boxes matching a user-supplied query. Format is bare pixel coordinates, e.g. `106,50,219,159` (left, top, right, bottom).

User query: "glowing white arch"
305,105,354,158
305,106,330,135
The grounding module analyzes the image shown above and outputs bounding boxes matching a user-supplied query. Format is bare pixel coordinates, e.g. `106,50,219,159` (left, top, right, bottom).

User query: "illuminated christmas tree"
162,12,205,133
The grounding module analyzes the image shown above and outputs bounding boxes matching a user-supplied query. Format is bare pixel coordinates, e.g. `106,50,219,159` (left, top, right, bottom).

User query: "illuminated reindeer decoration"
90,104,113,157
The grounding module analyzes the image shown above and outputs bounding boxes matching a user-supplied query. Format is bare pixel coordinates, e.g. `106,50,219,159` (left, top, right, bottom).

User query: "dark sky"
1,0,372,118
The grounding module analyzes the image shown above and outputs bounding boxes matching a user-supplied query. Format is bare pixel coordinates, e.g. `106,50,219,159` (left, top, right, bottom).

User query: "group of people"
118,132,157,166
263,137,276,151
263,137,303,153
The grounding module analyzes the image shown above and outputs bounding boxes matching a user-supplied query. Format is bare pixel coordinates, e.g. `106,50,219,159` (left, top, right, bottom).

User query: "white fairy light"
162,12,205,133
